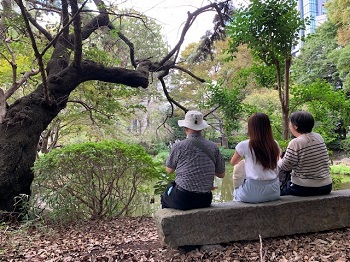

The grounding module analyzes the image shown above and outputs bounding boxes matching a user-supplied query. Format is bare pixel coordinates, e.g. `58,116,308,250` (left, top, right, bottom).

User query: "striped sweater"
278,132,332,187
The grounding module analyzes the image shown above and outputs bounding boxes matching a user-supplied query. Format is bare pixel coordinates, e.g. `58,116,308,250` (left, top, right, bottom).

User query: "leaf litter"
1,216,350,261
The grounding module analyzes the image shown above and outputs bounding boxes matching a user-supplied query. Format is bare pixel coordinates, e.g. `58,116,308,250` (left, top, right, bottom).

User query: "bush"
219,148,235,161
153,150,169,164
340,137,350,155
152,150,174,195
32,140,160,223
330,164,350,190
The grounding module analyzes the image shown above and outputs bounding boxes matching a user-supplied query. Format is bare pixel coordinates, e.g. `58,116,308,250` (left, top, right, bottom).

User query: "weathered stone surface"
154,189,350,248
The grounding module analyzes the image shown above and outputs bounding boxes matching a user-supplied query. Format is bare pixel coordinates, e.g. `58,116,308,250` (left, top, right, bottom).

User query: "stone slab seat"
154,189,350,248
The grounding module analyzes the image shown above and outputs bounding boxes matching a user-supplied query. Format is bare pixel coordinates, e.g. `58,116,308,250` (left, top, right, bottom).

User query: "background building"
292,0,328,56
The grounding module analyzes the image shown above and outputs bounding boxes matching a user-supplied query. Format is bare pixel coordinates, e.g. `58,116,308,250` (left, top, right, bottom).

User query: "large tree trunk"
0,62,148,216
276,56,292,141
0,85,56,214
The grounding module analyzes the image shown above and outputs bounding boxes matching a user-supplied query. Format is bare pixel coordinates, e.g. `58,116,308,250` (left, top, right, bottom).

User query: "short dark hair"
290,111,314,133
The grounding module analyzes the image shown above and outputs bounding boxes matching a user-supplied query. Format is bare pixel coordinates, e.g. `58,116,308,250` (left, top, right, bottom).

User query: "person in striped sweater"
279,111,332,196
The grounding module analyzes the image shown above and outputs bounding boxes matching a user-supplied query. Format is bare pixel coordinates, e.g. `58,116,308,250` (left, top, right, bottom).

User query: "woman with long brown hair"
230,113,281,203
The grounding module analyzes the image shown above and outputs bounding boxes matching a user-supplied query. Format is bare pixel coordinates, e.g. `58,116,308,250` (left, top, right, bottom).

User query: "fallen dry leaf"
0,217,350,261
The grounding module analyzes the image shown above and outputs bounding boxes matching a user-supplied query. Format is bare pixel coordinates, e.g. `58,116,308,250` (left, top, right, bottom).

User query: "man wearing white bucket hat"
161,110,225,210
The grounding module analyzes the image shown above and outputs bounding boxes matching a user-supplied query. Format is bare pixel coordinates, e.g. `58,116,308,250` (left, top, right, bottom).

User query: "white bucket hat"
178,110,209,131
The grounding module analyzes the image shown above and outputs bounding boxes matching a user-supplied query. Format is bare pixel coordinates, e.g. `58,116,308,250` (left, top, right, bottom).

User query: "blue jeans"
234,178,280,203
281,181,332,196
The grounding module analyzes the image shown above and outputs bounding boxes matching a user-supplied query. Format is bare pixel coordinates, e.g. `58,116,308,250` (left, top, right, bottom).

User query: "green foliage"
331,165,350,176
153,150,169,164
249,62,277,88
142,142,169,156
292,21,340,87
325,0,350,46
166,114,187,141
152,149,174,195
219,148,235,161
331,175,343,190
227,0,306,66
330,164,350,190
340,138,350,154
328,44,350,95
226,0,307,140
242,88,284,139
204,80,245,134
229,133,248,148
153,171,175,196
32,140,160,223
277,139,291,153
290,80,350,143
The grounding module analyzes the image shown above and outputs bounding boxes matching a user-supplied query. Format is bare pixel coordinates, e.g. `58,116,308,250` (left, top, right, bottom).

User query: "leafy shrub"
277,139,290,153
153,171,176,196
140,142,169,156
32,140,160,223
153,150,169,164
152,150,174,195
340,137,350,155
331,175,342,190
330,164,350,190
219,148,235,161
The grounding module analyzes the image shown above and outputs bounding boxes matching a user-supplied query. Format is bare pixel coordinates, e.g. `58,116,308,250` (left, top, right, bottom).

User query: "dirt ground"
1,216,350,261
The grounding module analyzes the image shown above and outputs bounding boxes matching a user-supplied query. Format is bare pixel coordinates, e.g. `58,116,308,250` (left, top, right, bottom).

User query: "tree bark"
282,57,292,140
0,62,148,215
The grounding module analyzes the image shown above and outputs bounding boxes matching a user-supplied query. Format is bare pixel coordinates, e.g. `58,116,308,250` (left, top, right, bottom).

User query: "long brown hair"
248,113,279,169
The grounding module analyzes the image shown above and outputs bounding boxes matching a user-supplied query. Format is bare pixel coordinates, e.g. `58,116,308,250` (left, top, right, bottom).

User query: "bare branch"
160,3,224,66
117,31,136,68
15,0,49,103
41,0,86,57
27,0,62,13
203,105,220,118
67,99,117,123
62,0,69,40
159,77,187,112
70,0,84,67
4,69,40,100
173,65,206,83
24,9,53,42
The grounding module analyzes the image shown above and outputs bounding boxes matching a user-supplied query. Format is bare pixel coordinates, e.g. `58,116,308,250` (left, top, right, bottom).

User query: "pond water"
213,169,234,202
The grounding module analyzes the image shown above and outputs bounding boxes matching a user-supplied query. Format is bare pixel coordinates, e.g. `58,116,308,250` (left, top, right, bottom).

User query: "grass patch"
330,164,350,176
330,164,350,190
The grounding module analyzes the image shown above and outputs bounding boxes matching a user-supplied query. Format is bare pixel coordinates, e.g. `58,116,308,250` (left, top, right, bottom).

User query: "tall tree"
325,0,350,95
0,0,230,216
292,21,340,87
325,0,350,46
226,0,306,139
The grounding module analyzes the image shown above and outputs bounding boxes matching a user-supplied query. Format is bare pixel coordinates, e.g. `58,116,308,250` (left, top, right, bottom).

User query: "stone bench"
154,189,350,248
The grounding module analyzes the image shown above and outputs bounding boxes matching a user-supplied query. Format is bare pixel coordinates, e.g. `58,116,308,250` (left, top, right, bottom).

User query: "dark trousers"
161,181,212,210
281,181,332,196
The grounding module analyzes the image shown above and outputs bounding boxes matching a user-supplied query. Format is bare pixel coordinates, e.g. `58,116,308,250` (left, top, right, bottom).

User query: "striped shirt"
278,132,332,187
166,133,225,192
